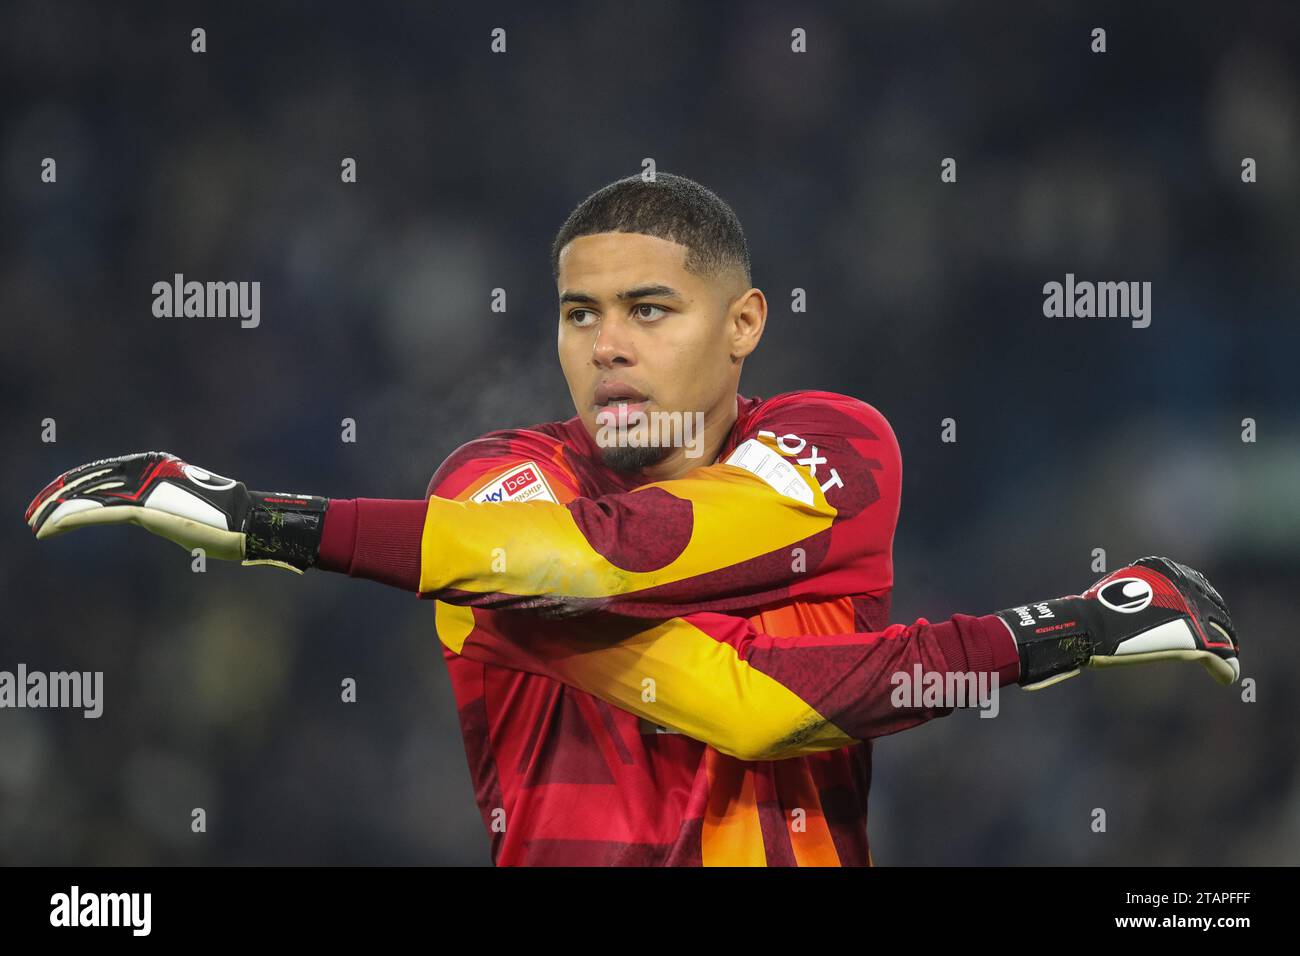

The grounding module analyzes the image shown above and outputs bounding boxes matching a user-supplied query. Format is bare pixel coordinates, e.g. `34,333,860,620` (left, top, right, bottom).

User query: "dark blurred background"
2,0,1297,865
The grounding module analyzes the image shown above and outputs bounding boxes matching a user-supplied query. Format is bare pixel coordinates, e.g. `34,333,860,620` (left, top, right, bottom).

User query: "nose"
591,313,635,368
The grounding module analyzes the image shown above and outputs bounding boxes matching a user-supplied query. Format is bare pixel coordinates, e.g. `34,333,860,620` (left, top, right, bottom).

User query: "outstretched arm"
435,553,1241,761
438,601,1020,760
26,394,896,617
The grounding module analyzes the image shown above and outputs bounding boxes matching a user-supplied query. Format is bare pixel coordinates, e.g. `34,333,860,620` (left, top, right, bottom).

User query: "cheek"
660,326,729,409
557,336,587,388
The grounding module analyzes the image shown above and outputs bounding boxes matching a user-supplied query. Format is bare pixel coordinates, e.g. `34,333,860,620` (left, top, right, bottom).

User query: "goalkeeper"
25,174,1240,866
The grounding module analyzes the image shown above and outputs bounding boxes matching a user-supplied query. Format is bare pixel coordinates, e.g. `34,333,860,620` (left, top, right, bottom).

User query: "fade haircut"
550,173,752,285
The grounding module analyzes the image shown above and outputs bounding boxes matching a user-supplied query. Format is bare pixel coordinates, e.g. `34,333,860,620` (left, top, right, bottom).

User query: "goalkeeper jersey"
318,390,1020,865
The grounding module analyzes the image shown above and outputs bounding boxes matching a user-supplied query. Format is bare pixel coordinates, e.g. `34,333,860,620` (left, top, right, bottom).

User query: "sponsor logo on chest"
471,462,558,504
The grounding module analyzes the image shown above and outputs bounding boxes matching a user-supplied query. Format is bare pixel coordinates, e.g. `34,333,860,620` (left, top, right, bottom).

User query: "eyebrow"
559,284,684,305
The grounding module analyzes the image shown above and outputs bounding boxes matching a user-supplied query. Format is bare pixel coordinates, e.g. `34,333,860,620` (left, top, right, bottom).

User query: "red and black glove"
26,451,327,573
995,557,1240,689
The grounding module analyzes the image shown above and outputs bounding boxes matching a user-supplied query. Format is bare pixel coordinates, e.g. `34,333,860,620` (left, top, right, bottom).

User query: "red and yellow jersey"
427,391,905,865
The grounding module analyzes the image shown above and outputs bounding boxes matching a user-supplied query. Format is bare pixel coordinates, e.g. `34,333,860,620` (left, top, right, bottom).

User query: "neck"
636,395,739,483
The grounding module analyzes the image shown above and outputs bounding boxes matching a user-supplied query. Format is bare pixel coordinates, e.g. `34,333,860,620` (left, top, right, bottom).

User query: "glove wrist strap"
243,491,329,571
996,597,1101,687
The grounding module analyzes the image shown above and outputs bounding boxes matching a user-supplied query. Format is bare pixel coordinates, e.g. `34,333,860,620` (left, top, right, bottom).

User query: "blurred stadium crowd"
1,1,1296,864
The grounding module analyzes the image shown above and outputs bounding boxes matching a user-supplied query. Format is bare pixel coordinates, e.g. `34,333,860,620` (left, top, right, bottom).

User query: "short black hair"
550,173,751,285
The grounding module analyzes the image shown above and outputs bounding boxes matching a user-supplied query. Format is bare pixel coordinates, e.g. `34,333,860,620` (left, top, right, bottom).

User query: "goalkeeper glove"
24,451,327,573
995,556,1240,690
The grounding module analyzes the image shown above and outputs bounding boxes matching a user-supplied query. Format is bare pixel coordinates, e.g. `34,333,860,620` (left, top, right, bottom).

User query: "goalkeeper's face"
556,231,765,478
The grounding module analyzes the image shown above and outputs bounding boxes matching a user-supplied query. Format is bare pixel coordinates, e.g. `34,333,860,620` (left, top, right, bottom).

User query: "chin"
600,444,672,474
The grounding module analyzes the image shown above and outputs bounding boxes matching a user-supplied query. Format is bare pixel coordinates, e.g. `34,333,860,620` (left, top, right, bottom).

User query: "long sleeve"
414,392,899,616
437,602,1020,761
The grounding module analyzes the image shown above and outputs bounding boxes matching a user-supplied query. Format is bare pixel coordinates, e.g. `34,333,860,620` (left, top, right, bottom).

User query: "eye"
633,303,668,321
566,308,597,328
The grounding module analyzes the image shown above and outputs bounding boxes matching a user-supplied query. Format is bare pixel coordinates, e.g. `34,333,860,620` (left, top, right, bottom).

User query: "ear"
729,288,767,362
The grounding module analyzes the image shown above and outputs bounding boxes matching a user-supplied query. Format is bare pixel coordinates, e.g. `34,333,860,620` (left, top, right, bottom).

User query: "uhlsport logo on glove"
181,464,238,491
1095,578,1154,614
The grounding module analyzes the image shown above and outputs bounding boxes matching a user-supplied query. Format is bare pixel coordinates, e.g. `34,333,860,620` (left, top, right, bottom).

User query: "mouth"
593,382,650,412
